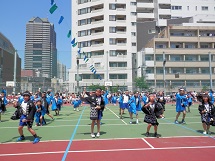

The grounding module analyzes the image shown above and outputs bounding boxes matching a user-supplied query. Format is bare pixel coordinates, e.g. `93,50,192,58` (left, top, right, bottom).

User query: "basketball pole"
13,50,17,94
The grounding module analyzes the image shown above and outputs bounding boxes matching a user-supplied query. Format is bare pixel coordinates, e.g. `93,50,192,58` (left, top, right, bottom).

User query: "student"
35,98,46,126
81,88,105,138
198,94,215,134
17,91,40,144
41,92,54,120
175,88,187,124
71,96,81,111
1,92,8,114
142,94,159,137
187,94,193,113
157,91,166,118
51,93,63,116
111,94,117,106
120,91,130,119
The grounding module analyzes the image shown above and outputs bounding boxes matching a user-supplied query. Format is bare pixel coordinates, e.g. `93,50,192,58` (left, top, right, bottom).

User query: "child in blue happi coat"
35,98,46,126
72,96,82,111
51,93,63,116
111,94,117,106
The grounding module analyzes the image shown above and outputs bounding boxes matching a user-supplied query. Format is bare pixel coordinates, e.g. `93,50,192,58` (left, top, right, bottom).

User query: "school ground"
0,103,215,161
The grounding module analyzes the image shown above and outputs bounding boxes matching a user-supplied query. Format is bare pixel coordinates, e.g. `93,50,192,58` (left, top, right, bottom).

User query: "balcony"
158,0,171,4
91,8,103,13
137,13,154,19
137,2,154,9
158,9,171,15
91,20,104,25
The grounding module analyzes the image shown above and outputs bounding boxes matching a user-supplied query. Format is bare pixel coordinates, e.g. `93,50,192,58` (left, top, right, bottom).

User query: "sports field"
0,103,215,161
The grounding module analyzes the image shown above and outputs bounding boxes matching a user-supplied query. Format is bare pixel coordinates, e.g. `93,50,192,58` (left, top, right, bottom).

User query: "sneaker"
154,132,159,138
91,133,95,138
33,137,40,144
74,108,76,111
129,121,133,124
136,120,139,124
145,132,149,137
203,131,207,135
96,132,100,138
77,108,79,112
181,120,186,124
17,136,25,142
175,120,179,124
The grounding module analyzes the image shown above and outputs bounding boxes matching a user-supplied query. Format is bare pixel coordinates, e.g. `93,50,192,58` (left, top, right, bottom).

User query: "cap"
22,91,31,96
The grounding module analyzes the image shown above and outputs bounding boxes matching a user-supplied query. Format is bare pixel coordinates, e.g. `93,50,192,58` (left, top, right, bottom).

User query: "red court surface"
0,136,215,161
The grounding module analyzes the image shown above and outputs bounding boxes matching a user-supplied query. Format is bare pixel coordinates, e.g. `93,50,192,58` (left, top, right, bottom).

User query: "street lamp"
163,52,166,96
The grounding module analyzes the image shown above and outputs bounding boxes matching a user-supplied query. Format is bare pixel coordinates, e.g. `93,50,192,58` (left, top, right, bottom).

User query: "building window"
131,12,137,16
78,0,90,4
33,56,42,61
109,15,116,21
156,55,163,61
131,22,136,26
171,6,182,10
148,29,156,34
109,74,127,79
131,32,136,36
95,63,101,67
202,6,208,11
109,4,116,10
33,44,42,48
187,6,189,10
132,43,136,46
33,63,42,68
109,62,127,67
196,6,197,11
109,27,116,33
33,50,42,55
200,55,209,61
130,2,136,5
145,54,154,61
109,38,116,45
78,7,91,15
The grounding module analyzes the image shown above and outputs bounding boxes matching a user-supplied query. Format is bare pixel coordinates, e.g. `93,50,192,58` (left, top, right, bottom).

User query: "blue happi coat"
34,105,46,125
51,97,63,111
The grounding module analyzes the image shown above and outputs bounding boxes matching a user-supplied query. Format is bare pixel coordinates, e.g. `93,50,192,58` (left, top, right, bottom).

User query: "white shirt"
97,97,101,105
21,101,28,115
205,104,209,112
123,94,129,103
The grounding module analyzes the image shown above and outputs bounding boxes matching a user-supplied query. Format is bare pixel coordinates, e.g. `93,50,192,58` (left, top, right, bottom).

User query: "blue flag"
58,16,64,24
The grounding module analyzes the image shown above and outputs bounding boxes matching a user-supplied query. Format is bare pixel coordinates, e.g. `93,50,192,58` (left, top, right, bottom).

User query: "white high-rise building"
70,0,137,92
70,0,215,92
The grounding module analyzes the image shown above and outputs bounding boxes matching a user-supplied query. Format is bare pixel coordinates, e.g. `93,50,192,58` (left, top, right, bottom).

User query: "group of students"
1,86,215,143
8,90,64,144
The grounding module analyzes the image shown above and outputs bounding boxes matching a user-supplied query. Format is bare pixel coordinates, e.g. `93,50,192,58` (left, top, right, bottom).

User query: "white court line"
1,136,211,145
1,145,215,157
141,138,155,149
0,121,208,129
107,107,128,125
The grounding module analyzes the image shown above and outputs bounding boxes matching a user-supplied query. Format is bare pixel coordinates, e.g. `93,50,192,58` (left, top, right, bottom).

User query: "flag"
84,56,89,63
58,16,64,24
49,3,58,14
93,70,97,74
67,30,71,38
71,38,76,44
51,0,54,5
72,42,77,47
89,65,94,70
78,48,81,54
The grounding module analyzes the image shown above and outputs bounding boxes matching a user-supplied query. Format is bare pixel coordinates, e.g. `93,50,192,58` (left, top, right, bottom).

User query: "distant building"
0,32,21,93
21,69,36,77
136,15,215,92
24,17,57,78
57,61,67,81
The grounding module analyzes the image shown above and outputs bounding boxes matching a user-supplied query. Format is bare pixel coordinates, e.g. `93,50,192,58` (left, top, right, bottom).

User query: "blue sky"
0,0,72,69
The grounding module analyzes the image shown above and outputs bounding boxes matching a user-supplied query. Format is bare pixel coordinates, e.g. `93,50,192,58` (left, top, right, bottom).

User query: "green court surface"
0,103,215,143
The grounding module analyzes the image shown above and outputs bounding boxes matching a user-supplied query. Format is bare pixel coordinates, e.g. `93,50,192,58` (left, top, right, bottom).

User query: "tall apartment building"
136,16,215,92
25,17,57,78
70,0,137,92
70,0,215,92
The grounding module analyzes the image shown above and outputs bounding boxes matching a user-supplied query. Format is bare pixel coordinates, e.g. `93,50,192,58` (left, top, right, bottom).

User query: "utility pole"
76,57,80,94
209,52,212,90
13,50,17,93
163,52,166,96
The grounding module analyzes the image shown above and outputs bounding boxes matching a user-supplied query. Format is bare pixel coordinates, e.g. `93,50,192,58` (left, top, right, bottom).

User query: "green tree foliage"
134,77,149,90
88,84,105,91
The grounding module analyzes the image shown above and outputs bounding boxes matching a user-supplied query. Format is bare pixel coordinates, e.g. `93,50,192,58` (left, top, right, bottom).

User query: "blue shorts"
123,103,129,109
19,114,33,128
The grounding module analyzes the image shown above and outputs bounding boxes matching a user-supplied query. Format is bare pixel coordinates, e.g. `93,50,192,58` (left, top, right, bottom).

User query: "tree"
134,77,149,91
88,84,105,91
202,86,209,92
